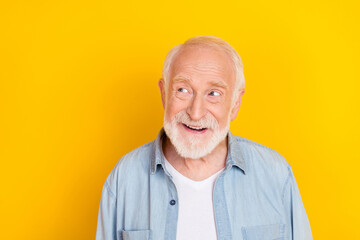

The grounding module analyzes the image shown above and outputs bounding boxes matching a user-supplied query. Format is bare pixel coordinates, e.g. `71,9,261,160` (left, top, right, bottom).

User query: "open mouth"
182,123,208,133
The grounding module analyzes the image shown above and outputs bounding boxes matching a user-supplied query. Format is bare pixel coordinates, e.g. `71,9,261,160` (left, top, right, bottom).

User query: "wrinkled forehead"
169,45,236,82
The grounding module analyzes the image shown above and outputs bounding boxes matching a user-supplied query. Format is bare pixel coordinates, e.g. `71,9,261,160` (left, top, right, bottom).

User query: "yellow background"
1,0,359,239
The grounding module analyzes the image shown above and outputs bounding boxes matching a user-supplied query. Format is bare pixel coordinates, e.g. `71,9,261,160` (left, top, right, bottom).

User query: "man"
96,36,312,240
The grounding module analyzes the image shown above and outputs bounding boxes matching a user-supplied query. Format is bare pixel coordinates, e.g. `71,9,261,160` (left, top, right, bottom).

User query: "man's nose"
186,93,207,121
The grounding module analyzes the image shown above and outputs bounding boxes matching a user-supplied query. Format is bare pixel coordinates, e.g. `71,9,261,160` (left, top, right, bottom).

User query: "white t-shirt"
164,159,225,240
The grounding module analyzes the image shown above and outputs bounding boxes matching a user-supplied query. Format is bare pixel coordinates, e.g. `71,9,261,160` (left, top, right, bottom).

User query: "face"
159,46,244,159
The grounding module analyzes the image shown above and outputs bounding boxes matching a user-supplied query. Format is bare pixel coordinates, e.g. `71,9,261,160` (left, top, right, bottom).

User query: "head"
159,36,245,159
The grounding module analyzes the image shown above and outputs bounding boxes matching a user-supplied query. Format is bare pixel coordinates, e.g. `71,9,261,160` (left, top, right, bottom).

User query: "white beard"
163,111,230,159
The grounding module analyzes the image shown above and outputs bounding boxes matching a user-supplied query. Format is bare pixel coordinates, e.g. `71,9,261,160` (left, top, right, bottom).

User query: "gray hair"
162,36,245,101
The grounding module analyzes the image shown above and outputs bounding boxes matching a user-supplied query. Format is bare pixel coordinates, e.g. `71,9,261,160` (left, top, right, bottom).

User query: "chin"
164,116,230,159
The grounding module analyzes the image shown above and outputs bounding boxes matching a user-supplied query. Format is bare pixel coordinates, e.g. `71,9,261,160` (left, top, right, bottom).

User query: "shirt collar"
151,128,246,175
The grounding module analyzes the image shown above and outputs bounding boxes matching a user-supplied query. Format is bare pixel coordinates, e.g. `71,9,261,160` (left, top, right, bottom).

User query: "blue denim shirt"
96,129,312,240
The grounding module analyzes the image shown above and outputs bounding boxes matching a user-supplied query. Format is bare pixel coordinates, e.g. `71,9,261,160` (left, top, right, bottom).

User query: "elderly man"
96,36,312,240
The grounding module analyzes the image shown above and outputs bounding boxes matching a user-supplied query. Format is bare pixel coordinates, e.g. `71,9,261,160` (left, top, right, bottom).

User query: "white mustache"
174,111,219,130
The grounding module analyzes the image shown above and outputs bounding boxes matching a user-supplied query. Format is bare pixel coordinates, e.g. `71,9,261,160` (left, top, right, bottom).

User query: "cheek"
211,107,231,125
168,97,188,109
165,99,187,118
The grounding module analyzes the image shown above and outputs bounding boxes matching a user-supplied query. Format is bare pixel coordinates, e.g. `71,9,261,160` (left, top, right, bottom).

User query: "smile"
182,123,208,133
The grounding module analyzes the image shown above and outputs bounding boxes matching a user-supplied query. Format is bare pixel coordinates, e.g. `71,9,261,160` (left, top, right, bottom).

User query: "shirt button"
170,200,176,205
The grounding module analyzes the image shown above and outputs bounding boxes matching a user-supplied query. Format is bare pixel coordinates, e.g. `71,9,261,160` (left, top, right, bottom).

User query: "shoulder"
232,134,291,182
113,141,154,173
105,141,155,196
234,135,289,167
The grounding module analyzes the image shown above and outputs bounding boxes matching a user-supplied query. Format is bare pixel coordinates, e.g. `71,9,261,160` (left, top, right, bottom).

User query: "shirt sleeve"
282,166,313,240
96,180,117,240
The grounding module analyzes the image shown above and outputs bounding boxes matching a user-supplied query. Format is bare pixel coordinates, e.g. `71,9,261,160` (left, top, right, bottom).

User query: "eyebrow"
172,76,192,84
172,77,228,90
211,80,228,90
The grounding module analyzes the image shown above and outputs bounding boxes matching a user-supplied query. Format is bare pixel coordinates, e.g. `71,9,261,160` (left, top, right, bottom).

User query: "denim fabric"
96,129,312,240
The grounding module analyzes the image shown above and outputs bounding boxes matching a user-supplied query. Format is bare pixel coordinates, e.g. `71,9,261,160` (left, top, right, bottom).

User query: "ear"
158,78,166,109
230,89,245,121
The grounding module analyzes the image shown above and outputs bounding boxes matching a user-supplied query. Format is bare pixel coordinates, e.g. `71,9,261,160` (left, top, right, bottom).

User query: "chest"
118,169,287,240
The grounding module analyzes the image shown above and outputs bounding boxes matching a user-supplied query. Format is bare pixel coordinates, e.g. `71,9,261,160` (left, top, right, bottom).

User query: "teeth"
186,124,204,130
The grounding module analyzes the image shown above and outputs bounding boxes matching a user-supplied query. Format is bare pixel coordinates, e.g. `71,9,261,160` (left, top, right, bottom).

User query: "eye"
209,90,221,96
178,88,189,93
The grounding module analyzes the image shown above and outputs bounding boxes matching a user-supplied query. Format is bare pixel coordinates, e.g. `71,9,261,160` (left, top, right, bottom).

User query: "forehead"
169,45,235,84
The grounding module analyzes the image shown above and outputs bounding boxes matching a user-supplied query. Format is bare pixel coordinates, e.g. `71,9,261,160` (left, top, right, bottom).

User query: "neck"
162,135,228,181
